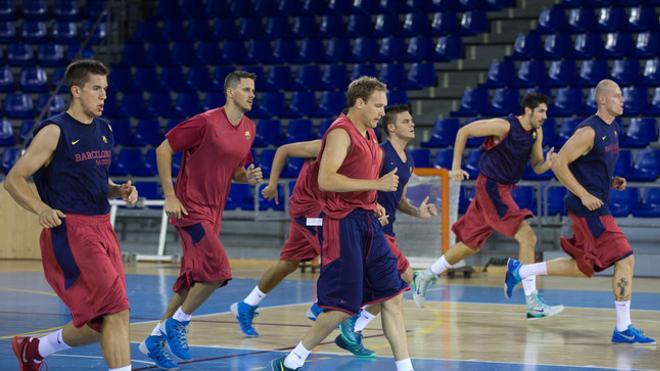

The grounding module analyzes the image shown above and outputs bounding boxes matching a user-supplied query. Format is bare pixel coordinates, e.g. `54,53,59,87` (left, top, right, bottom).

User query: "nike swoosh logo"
618,333,636,341
72,140,80,145
602,136,607,140
530,308,544,313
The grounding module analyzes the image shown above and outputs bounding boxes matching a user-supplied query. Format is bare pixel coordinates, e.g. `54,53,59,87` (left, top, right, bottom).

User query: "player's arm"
155,139,188,218
397,184,438,218
108,179,138,205
529,129,556,174
262,139,322,202
552,126,603,211
451,118,510,180
232,163,263,185
318,129,397,192
4,124,64,228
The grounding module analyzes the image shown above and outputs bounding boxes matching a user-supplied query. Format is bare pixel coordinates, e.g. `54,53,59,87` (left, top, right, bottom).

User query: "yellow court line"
0,325,64,340
0,287,58,297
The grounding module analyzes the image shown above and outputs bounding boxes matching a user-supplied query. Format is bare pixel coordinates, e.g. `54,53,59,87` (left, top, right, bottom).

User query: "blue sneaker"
504,258,522,299
139,335,179,370
230,301,259,337
334,333,376,358
270,356,302,370
162,318,191,360
612,325,656,344
306,302,323,321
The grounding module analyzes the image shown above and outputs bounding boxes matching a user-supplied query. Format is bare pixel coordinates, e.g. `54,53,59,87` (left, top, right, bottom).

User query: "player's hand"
119,180,138,205
449,168,469,181
612,176,626,191
376,204,389,226
261,183,279,204
164,194,188,219
580,193,604,211
544,147,557,167
247,164,264,185
418,196,438,219
38,208,65,228
378,168,398,191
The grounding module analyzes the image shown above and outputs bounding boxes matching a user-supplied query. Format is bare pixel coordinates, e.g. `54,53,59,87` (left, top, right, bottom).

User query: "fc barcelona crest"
102,135,108,143
244,131,251,140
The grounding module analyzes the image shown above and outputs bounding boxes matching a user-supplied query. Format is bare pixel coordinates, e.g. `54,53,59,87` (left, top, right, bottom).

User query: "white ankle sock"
430,256,452,275
173,307,192,322
522,276,537,296
615,300,632,332
396,358,414,371
38,329,70,358
109,366,131,371
519,262,547,279
150,322,162,336
354,309,376,332
244,286,267,306
284,342,310,369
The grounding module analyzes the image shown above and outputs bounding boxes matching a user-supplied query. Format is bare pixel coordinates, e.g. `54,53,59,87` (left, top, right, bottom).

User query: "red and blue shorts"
279,215,321,262
383,233,410,273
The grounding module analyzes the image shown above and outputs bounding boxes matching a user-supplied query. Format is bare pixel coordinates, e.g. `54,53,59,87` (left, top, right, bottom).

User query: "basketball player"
505,80,655,344
139,71,264,369
6,60,136,371
413,93,565,320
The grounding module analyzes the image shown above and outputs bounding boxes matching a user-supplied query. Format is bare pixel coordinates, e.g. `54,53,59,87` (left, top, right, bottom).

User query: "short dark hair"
382,104,411,137
521,92,549,114
224,70,257,96
347,76,387,108
65,59,108,93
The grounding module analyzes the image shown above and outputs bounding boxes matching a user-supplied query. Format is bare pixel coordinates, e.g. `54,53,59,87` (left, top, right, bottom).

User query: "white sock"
522,276,537,297
615,300,632,332
109,366,131,371
172,307,192,322
395,358,414,371
38,329,70,358
430,255,452,275
519,262,547,279
244,286,267,306
354,309,376,332
284,342,311,369
150,322,162,336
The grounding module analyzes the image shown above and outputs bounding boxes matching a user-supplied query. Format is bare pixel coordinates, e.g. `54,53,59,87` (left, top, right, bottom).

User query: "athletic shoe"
270,356,303,370
306,302,323,321
525,292,565,320
612,325,656,344
162,317,191,360
334,333,376,358
230,301,259,337
412,268,436,308
504,258,522,299
139,335,179,370
12,337,45,371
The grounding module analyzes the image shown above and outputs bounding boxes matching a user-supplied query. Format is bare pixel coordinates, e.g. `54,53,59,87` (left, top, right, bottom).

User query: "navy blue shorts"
317,209,409,315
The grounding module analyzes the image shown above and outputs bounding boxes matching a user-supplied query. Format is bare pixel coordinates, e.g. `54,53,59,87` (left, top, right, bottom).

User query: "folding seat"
566,8,595,33
0,0,16,21
537,8,566,34
264,17,289,40
66,43,93,61
107,66,137,93
315,91,345,118
510,33,542,60
4,93,35,118
7,44,35,67
348,0,376,14
211,66,236,89
256,183,284,211
410,149,432,168
2,147,20,174
633,189,660,217
557,117,582,146
85,0,107,19
135,68,165,93
0,66,14,92
487,88,520,116
541,117,558,147
622,118,658,148
633,32,659,59
221,40,248,65
622,87,647,116
133,19,161,43
120,43,153,67
374,37,405,63
614,149,633,179
349,37,378,63
257,149,276,178
434,148,453,169
171,42,202,66
253,119,282,148
484,59,515,88
387,90,408,105
227,0,250,18
322,38,350,63
175,92,203,118
134,119,163,147
451,86,488,117
155,0,180,20
21,20,47,43
421,118,459,148
572,33,603,59
350,64,377,81
121,148,157,177
19,67,48,93
320,64,349,91
601,32,633,59
281,158,303,180
318,15,345,39
611,59,640,87
378,63,406,89
281,91,315,119
595,7,625,32
298,38,324,65
544,60,576,88
81,20,107,44
404,36,433,62
317,118,334,138
238,18,263,41
345,14,372,37
53,21,79,44
202,91,226,111
187,66,220,93
459,11,488,35
406,63,437,89
120,92,155,120
464,149,481,179
608,187,639,217
430,11,458,36
263,65,293,92
0,118,14,146
550,87,582,116
162,66,193,92
196,42,222,65
375,0,401,14
145,43,173,67
640,59,659,86
626,6,658,32
512,186,537,213
211,19,236,41
0,20,16,42
542,33,572,60
574,59,608,87
514,60,545,88
251,92,285,119
462,118,484,148
102,92,127,119
37,94,67,116
290,16,317,39
629,149,658,181
254,0,277,17
284,119,314,144
373,14,400,37
18,120,35,144
401,13,429,37
457,0,486,10
134,181,161,201
23,0,48,20
187,19,211,42
272,39,300,64
108,119,135,147
226,183,253,211
546,187,567,216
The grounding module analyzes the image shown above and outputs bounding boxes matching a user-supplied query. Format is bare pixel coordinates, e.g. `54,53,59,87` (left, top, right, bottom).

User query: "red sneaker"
12,336,45,371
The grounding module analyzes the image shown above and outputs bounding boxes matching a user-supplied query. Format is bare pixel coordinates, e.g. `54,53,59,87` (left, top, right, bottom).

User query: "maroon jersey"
166,107,255,227
289,160,321,218
318,114,383,219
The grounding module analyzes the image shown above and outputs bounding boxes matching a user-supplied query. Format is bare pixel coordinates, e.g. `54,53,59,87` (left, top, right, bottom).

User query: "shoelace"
173,323,190,350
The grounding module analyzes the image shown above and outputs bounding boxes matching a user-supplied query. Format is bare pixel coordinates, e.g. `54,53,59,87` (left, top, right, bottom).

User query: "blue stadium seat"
622,118,658,148
422,118,460,148
263,65,293,91
284,91,316,119
133,19,161,43
434,148,453,169
264,16,289,39
575,59,608,87
134,119,162,147
291,16,317,39
119,148,156,176
272,39,300,64
544,60,576,87
602,32,633,58
252,92,285,119
374,36,404,63
318,15,345,39
187,19,211,42
404,36,433,62
134,181,162,201
510,33,542,60
387,90,408,105
7,44,34,66
281,158,304,179
375,0,401,13
23,0,48,21
156,0,181,20
626,6,658,32
512,186,536,213
21,20,47,43
487,87,519,116
484,59,515,87
196,42,222,65
379,63,405,89
245,39,276,65
566,8,595,33
253,119,282,148
202,91,226,111
611,59,640,87
257,183,284,211
349,37,377,63
550,87,582,116
228,0,250,18
18,120,34,144
410,148,431,168
430,11,458,35
452,86,488,117
541,117,558,147
0,0,16,21
187,66,220,93
147,93,182,119
463,117,484,148
175,92,203,118
226,183,253,211
465,149,481,179
36,94,66,116
346,14,372,37
514,60,545,88
546,186,567,216
537,8,566,34
0,118,14,146
5,93,35,118
373,14,400,37
284,119,314,144
2,147,20,174
458,185,473,214
629,149,658,182
557,117,582,146
66,43,93,61
321,64,349,90
102,92,127,119
349,0,376,14
633,188,660,218
172,42,201,66
609,187,640,217
109,119,137,147
459,11,488,35
293,65,322,91
253,0,277,16
163,21,187,42
211,19,235,41
221,40,248,65
407,63,436,89
433,35,464,61
257,148,276,178
622,87,647,116
161,66,193,92
120,43,153,67
572,33,603,59
542,33,572,59
317,118,334,138
81,20,107,44
0,20,16,42
135,68,166,93
238,18,264,41
614,149,633,179
402,13,429,36
85,0,107,19
0,66,14,92
315,91,345,118
579,87,598,116
295,38,323,64
595,7,625,32
648,88,660,115
53,21,79,44
640,59,660,86
350,63,377,81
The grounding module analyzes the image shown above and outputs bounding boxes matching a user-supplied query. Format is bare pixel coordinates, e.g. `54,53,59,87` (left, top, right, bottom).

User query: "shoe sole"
230,302,259,337
334,336,376,359
526,305,565,321
138,341,180,371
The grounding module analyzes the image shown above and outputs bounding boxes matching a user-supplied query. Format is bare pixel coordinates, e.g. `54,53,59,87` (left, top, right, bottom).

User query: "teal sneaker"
525,292,565,320
139,335,179,370
612,325,656,344
334,333,376,358
412,268,436,308
230,301,259,337
270,356,303,370
162,318,191,360
504,258,522,299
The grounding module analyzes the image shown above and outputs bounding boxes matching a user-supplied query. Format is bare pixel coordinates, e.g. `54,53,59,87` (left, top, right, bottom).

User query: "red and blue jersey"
377,140,413,236
288,160,321,218
33,112,114,215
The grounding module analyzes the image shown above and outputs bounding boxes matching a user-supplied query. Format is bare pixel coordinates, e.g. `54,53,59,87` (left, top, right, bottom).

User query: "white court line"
50,353,154,365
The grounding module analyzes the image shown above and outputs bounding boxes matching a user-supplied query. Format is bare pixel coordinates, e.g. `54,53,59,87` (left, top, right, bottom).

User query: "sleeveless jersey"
377,140,414,236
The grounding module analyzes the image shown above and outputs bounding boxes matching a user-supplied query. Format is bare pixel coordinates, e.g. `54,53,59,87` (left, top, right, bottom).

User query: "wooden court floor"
0,259,658,370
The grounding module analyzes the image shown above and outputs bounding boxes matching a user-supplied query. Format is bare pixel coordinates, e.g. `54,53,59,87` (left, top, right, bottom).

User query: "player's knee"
103,310,129,327
382,294,404,312
401,268,413,284
616,255,634,272
516,225,537,247
280,260,300,274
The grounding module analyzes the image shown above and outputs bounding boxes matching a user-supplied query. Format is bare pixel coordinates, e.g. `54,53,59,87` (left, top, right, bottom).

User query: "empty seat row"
536,6,660,34
0,0,107,21
2,43,94,67
0,93,67,118
0,20,107,44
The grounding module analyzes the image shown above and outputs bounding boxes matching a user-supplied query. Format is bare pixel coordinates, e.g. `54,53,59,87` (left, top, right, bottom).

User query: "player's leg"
611,255,654,344
381,294,413,371
99,309,131,369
